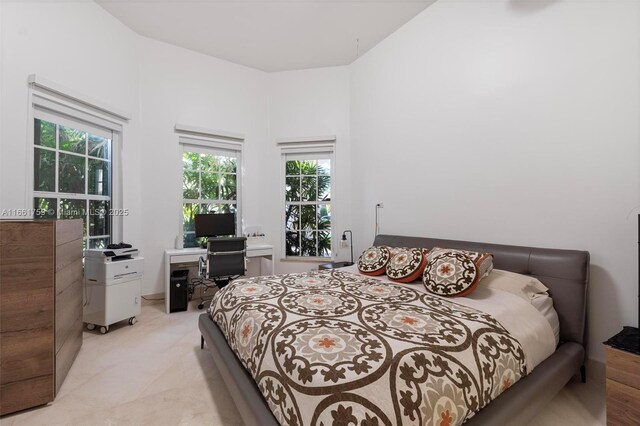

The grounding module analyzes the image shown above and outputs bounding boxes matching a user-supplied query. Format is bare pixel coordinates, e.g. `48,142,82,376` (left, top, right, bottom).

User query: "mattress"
210,268,557,425
341,264,561,351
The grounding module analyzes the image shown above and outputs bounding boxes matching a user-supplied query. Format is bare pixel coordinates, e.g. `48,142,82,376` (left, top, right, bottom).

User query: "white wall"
0,1,143,247
137,36,270,294
268,67,352,273
350,0,640,362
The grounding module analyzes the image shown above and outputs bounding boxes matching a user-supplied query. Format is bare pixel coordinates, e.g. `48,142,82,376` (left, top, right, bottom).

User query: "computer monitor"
194,213,236,238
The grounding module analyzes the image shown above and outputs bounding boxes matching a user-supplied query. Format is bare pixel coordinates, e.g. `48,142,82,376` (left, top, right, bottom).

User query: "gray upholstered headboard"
373,234,590,348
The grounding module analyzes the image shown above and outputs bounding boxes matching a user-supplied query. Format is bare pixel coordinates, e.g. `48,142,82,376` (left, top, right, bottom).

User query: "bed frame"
199,234,590,426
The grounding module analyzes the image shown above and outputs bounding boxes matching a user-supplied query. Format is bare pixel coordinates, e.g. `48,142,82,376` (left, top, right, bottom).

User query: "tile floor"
2,301,606,425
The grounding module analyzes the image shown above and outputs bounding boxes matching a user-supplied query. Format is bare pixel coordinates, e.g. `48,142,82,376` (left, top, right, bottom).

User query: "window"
284,155,332,258
33,115,114,250
27,75,128,250
181,145,240,247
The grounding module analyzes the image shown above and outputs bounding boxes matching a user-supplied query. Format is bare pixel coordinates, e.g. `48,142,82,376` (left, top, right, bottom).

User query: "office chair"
196,236,247,309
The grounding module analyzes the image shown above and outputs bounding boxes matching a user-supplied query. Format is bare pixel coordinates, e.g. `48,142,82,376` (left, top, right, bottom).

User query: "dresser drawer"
0,287,54,333
606,347,640,389
0,328,54,384
0,374,54,415
607,378,640,425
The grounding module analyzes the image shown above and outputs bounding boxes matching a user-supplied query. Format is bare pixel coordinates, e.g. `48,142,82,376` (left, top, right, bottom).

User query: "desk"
164,244,274,314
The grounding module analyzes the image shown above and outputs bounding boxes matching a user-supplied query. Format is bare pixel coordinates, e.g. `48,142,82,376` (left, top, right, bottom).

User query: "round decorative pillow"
464,250,494,278
386,248,428,283
357,246,391,276
428,247,494,278
386,246,404,259
423,250,479,297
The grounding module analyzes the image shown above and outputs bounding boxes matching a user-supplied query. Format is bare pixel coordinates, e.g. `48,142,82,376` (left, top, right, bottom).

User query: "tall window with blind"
33,115,113,250
284,156,332,258
182,146,240,247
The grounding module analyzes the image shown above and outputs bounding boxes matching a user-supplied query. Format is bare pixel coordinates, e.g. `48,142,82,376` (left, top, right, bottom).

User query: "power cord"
141,295,165,301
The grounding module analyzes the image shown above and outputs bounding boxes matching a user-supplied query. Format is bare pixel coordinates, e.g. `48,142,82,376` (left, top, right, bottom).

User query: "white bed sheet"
531,294,560,346
339,265,557,372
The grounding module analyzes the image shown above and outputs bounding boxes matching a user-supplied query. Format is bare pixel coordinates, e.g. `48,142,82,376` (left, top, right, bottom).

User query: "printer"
86,247,139,262
84,246,144,334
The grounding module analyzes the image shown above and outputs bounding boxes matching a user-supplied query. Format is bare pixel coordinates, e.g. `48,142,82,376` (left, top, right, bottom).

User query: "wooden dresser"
605,327,640,426
0,219,83,416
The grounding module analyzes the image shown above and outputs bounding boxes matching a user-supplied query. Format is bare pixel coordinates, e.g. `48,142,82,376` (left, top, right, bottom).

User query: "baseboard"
586,358,606,383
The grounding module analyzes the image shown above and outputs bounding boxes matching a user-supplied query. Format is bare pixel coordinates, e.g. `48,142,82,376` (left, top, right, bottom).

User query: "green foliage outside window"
182,151,238,247
33,118,113,251
285,160,331,257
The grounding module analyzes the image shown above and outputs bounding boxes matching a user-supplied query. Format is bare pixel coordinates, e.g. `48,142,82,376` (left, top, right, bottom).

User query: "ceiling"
96,0,435,72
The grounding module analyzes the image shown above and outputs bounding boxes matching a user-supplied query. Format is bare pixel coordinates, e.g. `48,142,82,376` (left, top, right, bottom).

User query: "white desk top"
165,244,273,256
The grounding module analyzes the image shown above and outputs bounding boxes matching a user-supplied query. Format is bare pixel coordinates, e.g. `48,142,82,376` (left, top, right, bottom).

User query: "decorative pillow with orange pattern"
386,247,429,283
357,246,391,276
428,247,494,277
423,248,493,297
386,246,404,259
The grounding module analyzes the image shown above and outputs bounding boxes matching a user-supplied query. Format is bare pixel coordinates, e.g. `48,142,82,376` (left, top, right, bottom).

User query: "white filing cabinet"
84,256,144,334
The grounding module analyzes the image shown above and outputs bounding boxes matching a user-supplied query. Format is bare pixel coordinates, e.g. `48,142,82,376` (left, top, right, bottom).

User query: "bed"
198,234,589,426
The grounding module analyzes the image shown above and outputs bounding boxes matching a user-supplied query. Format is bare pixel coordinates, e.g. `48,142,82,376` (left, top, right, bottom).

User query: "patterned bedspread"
210,269,527,426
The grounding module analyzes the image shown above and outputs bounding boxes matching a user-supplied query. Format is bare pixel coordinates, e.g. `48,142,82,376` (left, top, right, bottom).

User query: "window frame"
179,135,243,247
26,76,128,245
280,145,335,261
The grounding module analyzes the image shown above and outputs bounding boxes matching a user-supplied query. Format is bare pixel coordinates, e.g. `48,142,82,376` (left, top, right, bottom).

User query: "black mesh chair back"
206,237,247,279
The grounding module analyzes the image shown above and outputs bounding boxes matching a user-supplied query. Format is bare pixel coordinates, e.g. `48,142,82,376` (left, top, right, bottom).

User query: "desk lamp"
341,230,354,266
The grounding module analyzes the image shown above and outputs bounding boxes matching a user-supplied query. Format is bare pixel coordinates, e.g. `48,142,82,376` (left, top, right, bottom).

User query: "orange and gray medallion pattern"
210,270,527,426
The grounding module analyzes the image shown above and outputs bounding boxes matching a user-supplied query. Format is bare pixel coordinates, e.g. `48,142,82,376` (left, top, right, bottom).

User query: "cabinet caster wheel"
128,317,137,325
198,303,204,310
86,323,95,331
100,326,109,334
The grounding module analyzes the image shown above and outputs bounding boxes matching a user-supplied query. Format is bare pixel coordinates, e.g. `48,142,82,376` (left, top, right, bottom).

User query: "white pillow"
479,269,548,302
